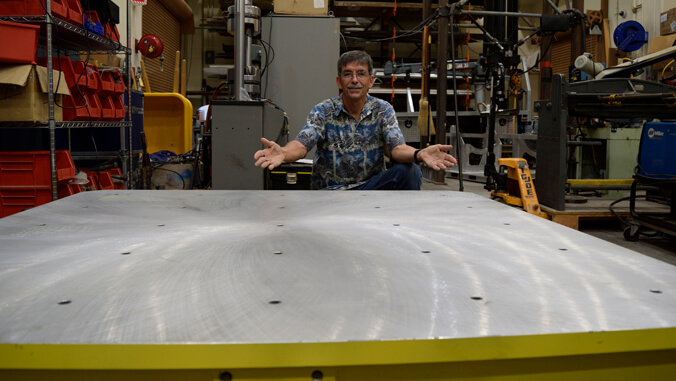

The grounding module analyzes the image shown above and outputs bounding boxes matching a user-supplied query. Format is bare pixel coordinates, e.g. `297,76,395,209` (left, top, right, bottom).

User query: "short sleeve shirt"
295,95,406,190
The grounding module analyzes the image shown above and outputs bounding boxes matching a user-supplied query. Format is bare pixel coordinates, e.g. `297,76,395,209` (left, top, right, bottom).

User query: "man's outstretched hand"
254,137,285,170
419,144,458,171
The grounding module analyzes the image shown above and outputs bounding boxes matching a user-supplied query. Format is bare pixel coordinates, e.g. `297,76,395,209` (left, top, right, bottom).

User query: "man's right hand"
254,137,285,170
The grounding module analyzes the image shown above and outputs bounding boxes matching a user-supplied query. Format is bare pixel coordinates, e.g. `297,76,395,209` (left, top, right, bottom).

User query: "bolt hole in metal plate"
0,190,675,345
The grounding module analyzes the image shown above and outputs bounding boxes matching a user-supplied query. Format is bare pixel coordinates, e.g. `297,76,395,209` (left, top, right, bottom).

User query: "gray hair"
337,50,373,76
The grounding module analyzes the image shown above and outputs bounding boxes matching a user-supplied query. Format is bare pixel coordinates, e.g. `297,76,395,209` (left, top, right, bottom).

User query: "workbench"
1,190,675,380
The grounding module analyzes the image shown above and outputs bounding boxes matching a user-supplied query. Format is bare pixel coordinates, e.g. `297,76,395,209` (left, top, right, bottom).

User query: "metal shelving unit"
0,1,133,198
0,14,130,52
0,121,132,128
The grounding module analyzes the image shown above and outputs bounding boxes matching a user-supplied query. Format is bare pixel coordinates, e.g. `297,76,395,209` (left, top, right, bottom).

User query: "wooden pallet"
541,198,670,230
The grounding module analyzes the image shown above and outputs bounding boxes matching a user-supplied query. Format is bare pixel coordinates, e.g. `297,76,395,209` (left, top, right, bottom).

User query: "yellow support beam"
2,328,676,380
567,179,634,186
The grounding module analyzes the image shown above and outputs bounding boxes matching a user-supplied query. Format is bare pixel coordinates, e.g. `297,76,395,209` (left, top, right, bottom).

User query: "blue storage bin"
83,13,103,36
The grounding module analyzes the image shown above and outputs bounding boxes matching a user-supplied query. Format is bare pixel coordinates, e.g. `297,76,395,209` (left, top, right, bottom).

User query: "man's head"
336,50,375,104
337,50,373,76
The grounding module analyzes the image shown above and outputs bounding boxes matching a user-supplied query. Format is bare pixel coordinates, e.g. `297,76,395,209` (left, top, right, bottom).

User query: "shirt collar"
334,95,376,119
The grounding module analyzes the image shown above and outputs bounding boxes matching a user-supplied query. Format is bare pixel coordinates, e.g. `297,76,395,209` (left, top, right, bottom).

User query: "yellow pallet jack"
490,158,549,219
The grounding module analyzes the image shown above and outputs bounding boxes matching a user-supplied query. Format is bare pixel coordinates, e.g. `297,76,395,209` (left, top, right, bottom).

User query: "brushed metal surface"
0,190,674,344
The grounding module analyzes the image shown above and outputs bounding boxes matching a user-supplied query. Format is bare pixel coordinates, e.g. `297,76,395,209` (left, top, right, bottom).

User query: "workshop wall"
113,0,143,72
143,0,181,93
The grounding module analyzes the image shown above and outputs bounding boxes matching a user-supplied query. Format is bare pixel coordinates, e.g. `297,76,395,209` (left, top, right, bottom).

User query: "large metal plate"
0,190,674,345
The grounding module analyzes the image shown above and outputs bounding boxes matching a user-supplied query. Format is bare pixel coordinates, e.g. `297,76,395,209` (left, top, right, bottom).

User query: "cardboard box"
647,34,676,71
0,64,70,122
85,53,122,68
274,0,329,16
661,8,676,36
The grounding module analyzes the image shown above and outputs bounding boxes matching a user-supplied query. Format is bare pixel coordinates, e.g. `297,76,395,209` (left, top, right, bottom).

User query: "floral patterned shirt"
295,95,405,189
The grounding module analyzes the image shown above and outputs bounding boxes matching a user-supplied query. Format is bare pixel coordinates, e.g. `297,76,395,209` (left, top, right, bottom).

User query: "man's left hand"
419,145,458,171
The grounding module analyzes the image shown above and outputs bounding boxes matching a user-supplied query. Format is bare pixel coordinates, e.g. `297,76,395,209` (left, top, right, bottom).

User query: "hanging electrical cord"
261,16,276,99
517,37,553,75
339,32,349,51
261,98,290,144
259,38,275,78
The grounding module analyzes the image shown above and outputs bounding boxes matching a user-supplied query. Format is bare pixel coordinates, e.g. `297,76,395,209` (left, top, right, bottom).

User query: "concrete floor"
422,176,676,267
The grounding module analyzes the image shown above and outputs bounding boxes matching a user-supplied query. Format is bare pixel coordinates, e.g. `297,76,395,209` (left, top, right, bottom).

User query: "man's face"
336,61,374,103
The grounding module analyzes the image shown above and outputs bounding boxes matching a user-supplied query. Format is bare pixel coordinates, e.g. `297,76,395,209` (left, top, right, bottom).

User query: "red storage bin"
57,182,81,198
97,171,114,190
0,150,75,187
42,57,106,120
0,0,69,21
111,95,125,120
109,168,125,189
64,0,83,27
61,92,89,121
62,92,101,120
91,66,115,96
0,187,52,218
89,64,104,94
111,71,125,95
0,21,40,64
37,56,87,92
104,23,120,43
88,94,103,119
70,61,100,94
85,171,115,190
99,95,115,120
84,172,98,190
99,70,116,96
84,171,114,190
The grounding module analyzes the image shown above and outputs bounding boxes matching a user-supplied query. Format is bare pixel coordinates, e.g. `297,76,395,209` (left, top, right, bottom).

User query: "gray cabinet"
260,15,340,150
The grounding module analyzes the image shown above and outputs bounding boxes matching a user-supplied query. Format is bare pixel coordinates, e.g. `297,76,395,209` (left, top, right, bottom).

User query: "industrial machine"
534,37,676,211
205,0,281,190
206,1,338,190
624,121,676,241
210,99,287,189
535,73,676,211
226,0,262,99
437,1,573,213
259,15,339,151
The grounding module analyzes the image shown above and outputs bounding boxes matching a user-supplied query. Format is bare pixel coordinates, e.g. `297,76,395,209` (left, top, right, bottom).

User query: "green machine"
575,125,643,199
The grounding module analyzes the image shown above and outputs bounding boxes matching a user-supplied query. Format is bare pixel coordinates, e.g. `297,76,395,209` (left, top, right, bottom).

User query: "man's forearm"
390,144,417,163
282,140,309,162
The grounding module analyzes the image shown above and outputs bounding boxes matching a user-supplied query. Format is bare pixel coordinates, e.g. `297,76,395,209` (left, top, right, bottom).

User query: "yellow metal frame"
144,93,194,155
491,158,548,218
270,171,312,175
566,179,634,186
2,328,676,380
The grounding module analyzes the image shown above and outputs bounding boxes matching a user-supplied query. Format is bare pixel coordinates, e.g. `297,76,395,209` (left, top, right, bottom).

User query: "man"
254,50,457,190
